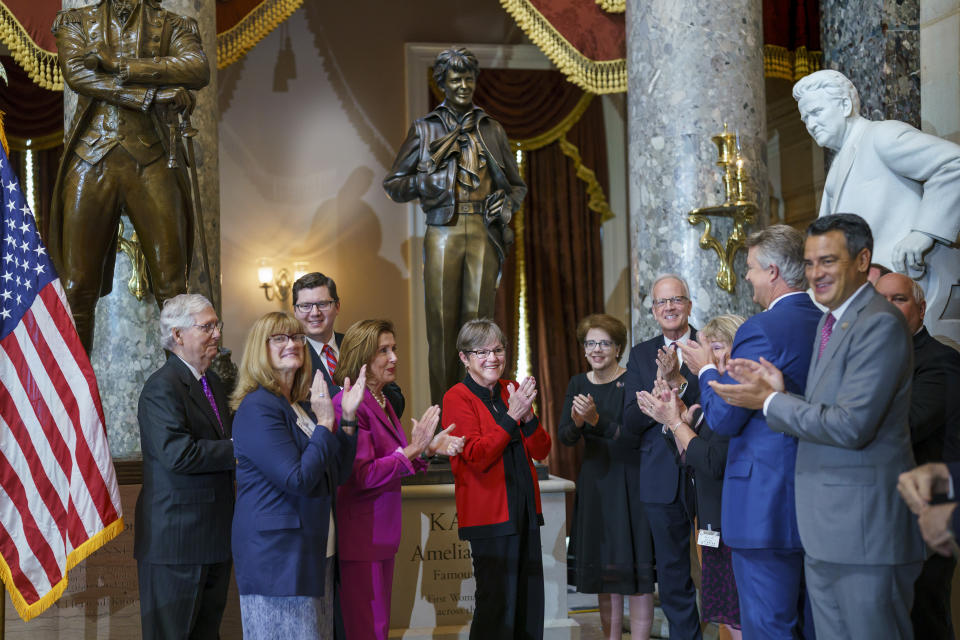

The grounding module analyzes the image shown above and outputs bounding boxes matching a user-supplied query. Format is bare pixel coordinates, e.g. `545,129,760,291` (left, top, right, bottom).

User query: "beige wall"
217,1,525,400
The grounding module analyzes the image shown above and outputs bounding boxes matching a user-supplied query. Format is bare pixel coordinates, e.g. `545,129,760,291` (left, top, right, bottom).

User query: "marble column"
62,0,221,459
920,0,960,143
626,0,768,339
820,0,921,126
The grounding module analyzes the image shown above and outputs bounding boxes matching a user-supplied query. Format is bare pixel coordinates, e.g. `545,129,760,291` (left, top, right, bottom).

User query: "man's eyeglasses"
652,296,689,308
268,333,307,346
294,300,336,313
584,340,614,351
193,321,223,334
466,347,506,359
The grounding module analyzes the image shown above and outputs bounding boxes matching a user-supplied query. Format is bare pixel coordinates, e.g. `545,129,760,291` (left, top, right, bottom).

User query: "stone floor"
567,589,721,640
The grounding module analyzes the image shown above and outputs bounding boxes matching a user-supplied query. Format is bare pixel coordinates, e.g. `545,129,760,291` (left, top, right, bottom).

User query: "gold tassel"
499,0,626,94
0,109,8,156
217,0,304,69
764,44,822,82
0,3,63,90
595,0,625,14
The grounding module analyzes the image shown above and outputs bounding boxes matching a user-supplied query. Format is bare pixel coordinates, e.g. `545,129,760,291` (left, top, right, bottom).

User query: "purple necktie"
818,313,836,359
200,375,224,436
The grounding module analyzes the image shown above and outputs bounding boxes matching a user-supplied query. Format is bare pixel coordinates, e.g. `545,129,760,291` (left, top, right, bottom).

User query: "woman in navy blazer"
230,311,365,640
332,319,463,640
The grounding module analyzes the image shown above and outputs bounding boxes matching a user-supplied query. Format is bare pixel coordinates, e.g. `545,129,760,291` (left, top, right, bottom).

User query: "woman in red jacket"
443,318,552,640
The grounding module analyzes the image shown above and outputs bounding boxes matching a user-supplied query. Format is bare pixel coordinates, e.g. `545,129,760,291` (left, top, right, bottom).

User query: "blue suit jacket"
622,329,699,504
699,292,821,549
231,386,357,597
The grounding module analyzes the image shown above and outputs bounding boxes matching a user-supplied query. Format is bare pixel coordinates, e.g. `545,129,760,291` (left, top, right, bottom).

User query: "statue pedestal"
390,476,579,639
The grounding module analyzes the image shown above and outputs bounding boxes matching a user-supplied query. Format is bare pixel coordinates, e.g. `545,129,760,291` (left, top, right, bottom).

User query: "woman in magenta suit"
332,319,464,640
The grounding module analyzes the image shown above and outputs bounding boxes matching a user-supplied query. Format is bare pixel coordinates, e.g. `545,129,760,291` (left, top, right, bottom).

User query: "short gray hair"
159,294,213,351
456,318,507,353
909,279,926,306
793,70,861,116
650,273,690,304
746,225,807,289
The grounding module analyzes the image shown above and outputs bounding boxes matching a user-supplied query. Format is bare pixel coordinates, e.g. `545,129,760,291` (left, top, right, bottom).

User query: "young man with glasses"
291,272,404,418
622,274,703,640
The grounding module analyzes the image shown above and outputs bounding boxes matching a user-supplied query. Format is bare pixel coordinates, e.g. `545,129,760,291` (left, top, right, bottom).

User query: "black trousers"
468,512,544,639
643,500,702,640
911,552,956,640
137,559,231,640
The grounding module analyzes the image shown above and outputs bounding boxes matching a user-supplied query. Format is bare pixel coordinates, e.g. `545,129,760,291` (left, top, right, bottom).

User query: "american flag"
0,146,123,621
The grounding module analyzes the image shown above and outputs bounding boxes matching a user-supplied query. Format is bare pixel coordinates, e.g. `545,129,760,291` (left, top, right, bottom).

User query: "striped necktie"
322,344,337,375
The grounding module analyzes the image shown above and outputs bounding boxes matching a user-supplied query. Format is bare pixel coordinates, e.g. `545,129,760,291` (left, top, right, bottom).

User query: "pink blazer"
333,390,428,561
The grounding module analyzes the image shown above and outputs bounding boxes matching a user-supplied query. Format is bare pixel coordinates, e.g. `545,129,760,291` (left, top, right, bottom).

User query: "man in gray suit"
711,214,925,639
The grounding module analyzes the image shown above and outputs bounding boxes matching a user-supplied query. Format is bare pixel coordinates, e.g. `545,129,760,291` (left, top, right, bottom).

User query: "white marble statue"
793,69,960,340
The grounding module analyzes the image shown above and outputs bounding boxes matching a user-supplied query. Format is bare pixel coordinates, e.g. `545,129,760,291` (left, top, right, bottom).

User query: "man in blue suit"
623,274,702,639
292,272,404,417
679,226,820,639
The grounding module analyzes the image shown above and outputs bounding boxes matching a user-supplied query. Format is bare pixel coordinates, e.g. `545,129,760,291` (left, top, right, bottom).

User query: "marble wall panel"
821,0,921,126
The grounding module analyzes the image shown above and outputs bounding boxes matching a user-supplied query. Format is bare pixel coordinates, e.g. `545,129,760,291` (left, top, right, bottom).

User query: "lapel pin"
841,322,849,330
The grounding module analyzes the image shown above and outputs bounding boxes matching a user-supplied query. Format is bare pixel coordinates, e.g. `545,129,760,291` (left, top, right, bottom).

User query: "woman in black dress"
559,314,654,640
639,313,745,639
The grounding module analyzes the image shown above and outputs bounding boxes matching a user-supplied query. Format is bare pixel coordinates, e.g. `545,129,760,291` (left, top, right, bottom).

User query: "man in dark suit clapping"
135,294,235,640
623,274,702,639
292,272,404,418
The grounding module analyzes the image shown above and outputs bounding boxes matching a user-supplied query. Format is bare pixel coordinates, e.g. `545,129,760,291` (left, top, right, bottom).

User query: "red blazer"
444,379,551,539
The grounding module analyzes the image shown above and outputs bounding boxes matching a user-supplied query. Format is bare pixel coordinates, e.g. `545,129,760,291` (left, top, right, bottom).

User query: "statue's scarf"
429,105,487,192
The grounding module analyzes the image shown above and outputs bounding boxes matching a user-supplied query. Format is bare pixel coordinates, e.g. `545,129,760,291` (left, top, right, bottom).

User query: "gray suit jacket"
767,286,925,565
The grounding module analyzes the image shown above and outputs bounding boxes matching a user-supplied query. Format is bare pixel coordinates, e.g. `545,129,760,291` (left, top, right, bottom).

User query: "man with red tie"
292,272,404,417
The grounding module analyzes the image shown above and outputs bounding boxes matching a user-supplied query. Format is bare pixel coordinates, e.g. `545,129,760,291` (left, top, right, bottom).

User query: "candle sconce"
688,124,758,294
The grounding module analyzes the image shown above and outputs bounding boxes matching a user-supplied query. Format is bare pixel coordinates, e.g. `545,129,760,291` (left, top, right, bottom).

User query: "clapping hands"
637,377,685,426
507,376,537,423
339,365,367,425
309,372,335,432
708,357,784,409
570,393,599,427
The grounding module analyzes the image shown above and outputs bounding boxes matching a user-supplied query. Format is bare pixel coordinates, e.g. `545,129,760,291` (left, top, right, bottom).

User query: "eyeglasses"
193,321,223,334
268,333,307,346
652,295,689,308
466,347,506,359
584,340,614,351
294,300,336,313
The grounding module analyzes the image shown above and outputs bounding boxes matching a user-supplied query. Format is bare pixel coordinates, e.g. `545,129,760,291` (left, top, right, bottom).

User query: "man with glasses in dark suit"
623,274,702,640
291,272,404,418
135,294,234,640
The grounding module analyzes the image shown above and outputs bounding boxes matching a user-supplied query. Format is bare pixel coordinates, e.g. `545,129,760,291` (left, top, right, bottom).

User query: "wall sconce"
257,259,292,302
688,124,758,294
293,261,310,282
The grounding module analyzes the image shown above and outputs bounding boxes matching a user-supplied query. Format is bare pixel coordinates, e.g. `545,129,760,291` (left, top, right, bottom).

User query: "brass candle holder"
688,124,758,293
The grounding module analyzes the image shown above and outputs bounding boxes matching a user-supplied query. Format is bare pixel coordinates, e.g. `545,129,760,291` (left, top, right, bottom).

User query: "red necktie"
818,313,836,359
322,344,337,375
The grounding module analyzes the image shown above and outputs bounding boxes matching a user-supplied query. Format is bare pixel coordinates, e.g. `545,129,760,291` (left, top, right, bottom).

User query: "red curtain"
0,55,63,235
764,0,821,51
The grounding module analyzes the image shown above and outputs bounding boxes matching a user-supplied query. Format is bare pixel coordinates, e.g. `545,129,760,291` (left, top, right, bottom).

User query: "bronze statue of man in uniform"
49,0,209,351
384,47,526,404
